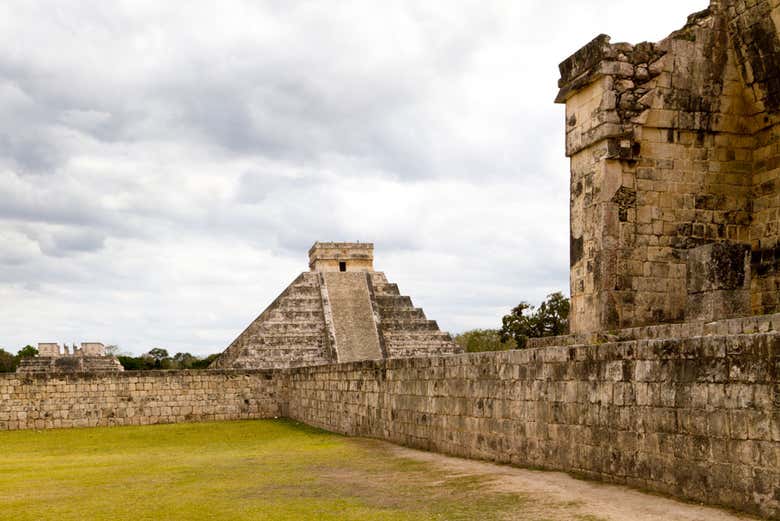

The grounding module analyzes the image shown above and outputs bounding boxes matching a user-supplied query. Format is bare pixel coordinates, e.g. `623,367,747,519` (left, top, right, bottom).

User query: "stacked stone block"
17,342,124,374
0,370,283,430
16,356,124,374
529,311,780,348
285,330,780,519
557,0,780,333
0,319,777,518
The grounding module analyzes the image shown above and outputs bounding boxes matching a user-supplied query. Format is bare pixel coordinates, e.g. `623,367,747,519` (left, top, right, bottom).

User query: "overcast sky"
0,0,706,356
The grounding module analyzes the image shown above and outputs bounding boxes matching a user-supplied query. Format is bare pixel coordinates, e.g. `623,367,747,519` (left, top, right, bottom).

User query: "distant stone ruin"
16,342,124,373
556,0,780,334
210,242,462,369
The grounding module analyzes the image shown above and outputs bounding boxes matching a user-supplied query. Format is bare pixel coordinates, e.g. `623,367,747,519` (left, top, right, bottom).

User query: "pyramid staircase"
370,273,461,358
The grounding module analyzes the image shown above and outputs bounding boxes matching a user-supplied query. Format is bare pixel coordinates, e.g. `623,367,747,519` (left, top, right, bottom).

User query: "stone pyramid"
210,242,461,369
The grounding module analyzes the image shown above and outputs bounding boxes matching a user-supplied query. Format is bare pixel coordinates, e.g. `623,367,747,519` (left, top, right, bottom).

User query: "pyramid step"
382,331,454,342
294,272,321,284
243,341,326,352
275,297,322,311
375,295,413,308
235,347,328,359
387,350,460,359
256,322,325,334
379,319,441,332
240,347,326,357
266,310,324,322
286,286,321,298
387,341,459,351
372,283,400,296
377,308,426,320
241,333,325,346
370,272,389,284
230,356,328,370
384,337,457,347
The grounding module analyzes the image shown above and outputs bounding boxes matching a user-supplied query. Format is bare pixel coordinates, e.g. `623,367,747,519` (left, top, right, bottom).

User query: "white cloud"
0,0,707,354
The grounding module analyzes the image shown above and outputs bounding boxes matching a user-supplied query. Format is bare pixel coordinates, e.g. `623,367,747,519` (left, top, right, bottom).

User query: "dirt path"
385,443,756,521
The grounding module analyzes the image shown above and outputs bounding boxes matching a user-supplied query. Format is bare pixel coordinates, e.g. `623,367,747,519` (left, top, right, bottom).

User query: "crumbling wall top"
36,342,107,358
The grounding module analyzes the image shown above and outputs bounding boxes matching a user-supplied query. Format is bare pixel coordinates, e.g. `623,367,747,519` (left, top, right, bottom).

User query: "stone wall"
1,331,777,518
557,0,780,334
0,369,283,430
286,333,780,519
528,310,780,348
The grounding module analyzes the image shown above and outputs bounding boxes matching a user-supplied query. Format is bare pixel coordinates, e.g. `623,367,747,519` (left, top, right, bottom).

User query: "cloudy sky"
0,0,706,356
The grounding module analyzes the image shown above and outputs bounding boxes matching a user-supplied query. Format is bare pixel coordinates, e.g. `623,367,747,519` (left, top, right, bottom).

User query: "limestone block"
37,343,61,357
686,242,752,322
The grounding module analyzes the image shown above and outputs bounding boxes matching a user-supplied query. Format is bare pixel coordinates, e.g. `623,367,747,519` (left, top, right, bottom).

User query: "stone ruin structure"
556,0,780,334
210,242,462,369
16,342,124,373
2,4,780,518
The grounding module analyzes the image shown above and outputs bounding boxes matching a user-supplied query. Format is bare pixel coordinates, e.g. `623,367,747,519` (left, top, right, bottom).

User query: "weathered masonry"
2,315,778,519
285,325,780,520
16,342,123,374
557,0,780,334
0,370,283,430
210,242,461,370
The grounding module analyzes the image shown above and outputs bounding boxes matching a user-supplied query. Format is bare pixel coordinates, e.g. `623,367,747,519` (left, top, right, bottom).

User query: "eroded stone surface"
285,330,780,520
322,272,384,363
3,327,778,518
17,342,123,374
0,370,283,430
558,0,780,333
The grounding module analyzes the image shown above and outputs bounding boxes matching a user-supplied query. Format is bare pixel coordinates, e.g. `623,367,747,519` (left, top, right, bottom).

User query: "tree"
10,345,39,371
500,292,570,348
146,348,169,361
190,353,220,369
16,345,38,358
172,352,197,369
116,351,219,371
117,356,144,371
0,349,15,372
145,348,171,369
533,292,570,337
454,329,516,353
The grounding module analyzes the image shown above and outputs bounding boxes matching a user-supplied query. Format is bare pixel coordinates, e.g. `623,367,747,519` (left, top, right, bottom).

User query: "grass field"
0,419,533,521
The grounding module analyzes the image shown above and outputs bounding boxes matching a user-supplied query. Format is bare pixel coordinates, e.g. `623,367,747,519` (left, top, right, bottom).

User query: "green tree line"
116,349,219,370
0,345,38,372
454,291,570,353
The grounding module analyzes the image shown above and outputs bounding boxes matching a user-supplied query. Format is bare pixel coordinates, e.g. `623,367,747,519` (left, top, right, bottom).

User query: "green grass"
0,419,530,521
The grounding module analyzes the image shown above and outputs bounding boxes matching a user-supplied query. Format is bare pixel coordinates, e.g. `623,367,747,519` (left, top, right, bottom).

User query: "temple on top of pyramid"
210,242,462,370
